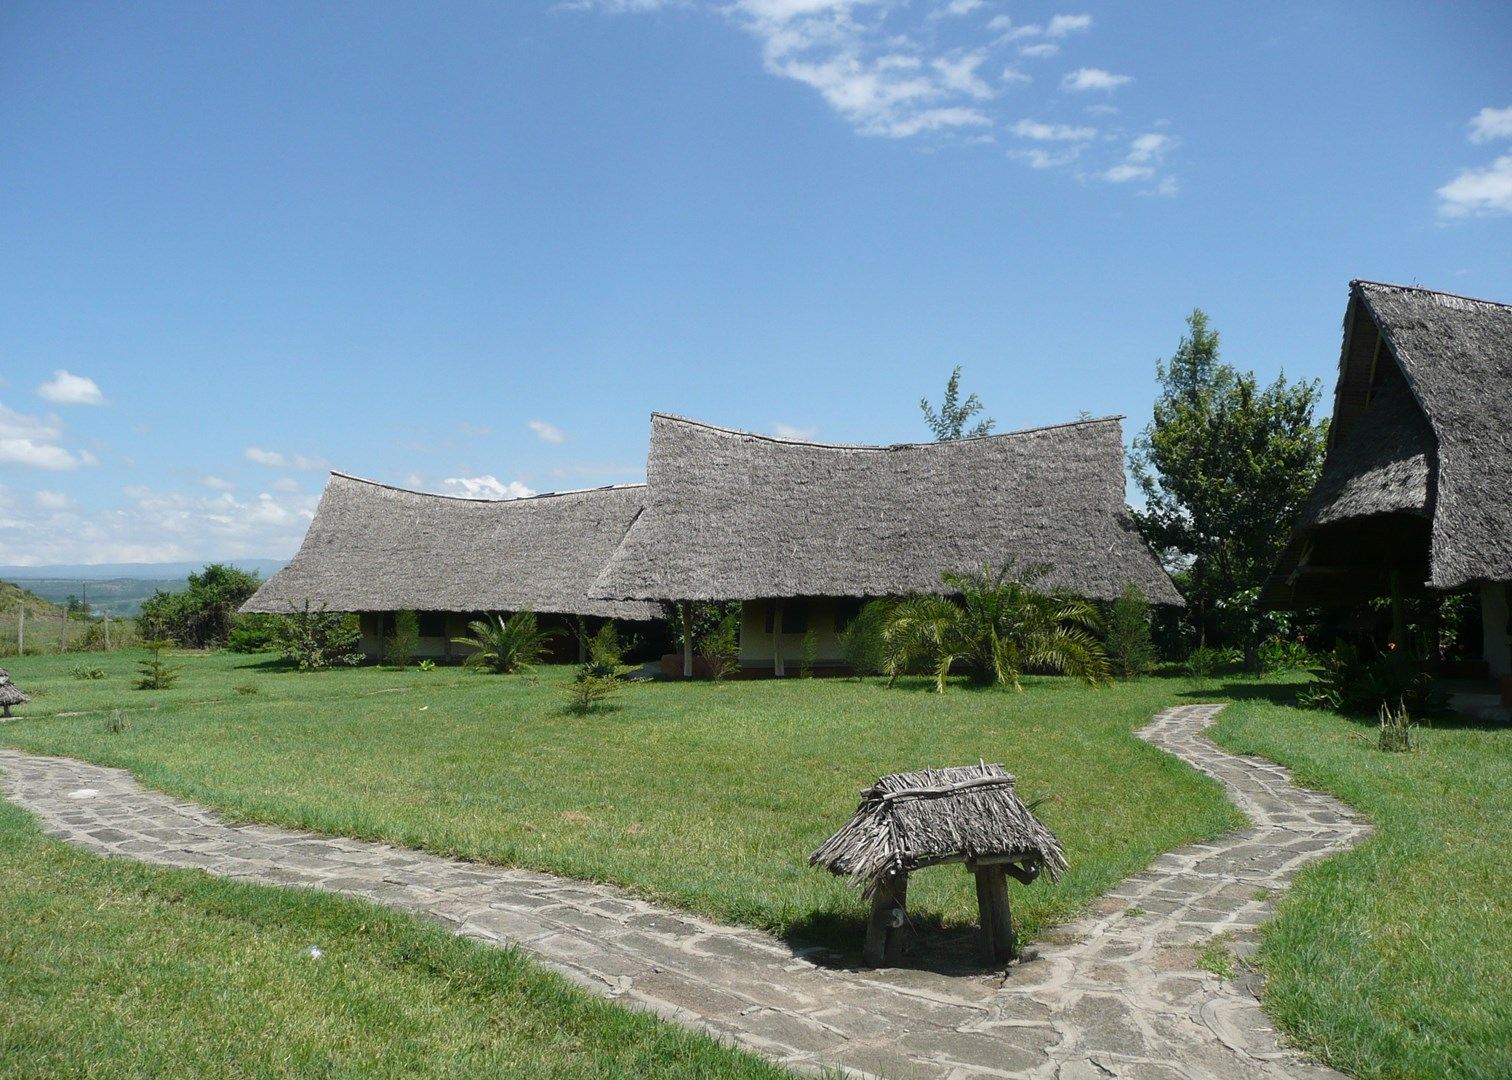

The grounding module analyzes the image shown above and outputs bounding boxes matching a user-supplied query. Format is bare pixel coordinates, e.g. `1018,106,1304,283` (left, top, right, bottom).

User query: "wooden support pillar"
1389,570,1408,654
772,599,785,678
1481,583,1511,679
680,602,694,679
970,864,1014,965
863,872,908,967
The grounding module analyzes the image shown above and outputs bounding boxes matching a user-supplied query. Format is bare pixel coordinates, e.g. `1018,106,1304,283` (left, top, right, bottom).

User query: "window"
763,600,808,635
418,612,447,638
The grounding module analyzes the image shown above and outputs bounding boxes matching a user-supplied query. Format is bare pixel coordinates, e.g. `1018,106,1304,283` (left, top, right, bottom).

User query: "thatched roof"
594,414,1180,605
1265,281,1512,605
242,474,661,620
810,764,1067,897
0,668,27,708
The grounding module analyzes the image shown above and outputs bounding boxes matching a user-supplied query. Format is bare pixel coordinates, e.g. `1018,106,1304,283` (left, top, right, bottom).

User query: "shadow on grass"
1180,681,1305,706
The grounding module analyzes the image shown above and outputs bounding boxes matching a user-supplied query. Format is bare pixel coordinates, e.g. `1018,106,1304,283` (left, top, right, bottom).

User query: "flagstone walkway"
0,703,1369,1079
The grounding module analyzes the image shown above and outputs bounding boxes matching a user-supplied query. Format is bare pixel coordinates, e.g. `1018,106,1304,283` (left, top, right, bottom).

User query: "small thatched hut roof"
242,473,661,620
1265,281,1512,606
0,668,28,709
594,414,1180,605
810,764,1067,896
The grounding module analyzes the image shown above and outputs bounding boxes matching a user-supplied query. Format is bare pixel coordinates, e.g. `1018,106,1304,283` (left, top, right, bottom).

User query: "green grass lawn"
0,795,785,1079
1210,698,1512,1080
0,649,1241,947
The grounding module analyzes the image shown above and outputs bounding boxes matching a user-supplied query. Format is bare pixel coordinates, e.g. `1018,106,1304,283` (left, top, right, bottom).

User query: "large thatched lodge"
1264,280,1512,682
247,414,1179,672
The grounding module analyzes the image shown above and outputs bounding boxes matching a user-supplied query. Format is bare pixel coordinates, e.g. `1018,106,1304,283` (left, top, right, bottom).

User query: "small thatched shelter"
242,473,661,660
594,413,1181,675
0,667,29,717
811,763,1066,965
1264,281,1512,676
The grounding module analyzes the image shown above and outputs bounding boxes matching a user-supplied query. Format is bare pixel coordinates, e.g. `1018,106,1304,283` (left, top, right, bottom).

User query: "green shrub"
272,604,363,672
417,659,436,672
1378,700,1415,752
385,610,420,668
799,630,818,678
137,564,262,648
1105,584,1156,678
226,613,281,653
562,666,622,715
70,665,106,680
695,607,740,681
1185,645,1242,678
839,600,892,677
453,612,557,675
233,684,258,696
133,641,182,690
1296,643,1441,716
1258,637,1313,673
585,621,629,676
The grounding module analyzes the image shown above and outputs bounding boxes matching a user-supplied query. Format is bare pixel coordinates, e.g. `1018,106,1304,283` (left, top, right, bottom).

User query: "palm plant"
881,565,1110,692
452,611,559,674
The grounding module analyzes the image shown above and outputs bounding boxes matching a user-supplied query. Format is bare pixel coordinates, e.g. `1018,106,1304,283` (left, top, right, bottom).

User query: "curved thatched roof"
594,414,1180,605
1266,281,1512,605
0,668,27,708
810,764,1067,897
242,474,661,620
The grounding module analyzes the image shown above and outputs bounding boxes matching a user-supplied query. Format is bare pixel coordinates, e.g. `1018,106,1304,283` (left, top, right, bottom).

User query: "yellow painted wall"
737,598,851,669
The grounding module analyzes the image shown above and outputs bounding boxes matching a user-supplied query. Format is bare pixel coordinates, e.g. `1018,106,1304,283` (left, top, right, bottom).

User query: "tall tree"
921,366,995,441
1129,310,1327,651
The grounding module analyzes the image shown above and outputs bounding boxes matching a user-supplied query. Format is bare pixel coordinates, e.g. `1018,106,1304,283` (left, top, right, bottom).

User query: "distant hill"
0,581,65,618
0,560,285,617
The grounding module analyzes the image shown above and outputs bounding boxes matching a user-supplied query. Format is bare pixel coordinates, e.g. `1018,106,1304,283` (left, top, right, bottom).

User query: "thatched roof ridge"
242,473,661,620
810,763,1067,896
595,413,1181,605
1352,281,1512,589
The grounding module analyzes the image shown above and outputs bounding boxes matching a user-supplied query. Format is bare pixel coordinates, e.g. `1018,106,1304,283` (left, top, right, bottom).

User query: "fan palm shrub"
452,612,559,675
880,565,1110,692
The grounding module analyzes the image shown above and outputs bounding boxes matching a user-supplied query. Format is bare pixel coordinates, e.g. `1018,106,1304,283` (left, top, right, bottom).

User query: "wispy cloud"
772,421,817,441
1062,67,1130,92
440,475,537,499
243,447,329,470
1101,131,1177,191
528,418,567,444
1439,106,1512,219
0,403,98,470
1012,118,1095,141
38,370,106,406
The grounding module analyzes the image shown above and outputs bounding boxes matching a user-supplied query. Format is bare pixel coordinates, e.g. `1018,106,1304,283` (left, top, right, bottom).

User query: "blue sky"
1,1,1509,565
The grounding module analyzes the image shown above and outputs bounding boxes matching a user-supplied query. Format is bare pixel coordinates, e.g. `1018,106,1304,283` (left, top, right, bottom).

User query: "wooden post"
971,864,1014,964
16,606,24,656
681,602,693,679
772,599,785,678
1389,570,1407,654
863,872,908,967
103,614,112,651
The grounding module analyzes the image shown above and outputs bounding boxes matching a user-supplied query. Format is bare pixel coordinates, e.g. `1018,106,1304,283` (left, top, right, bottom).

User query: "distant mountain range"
0,560,286,617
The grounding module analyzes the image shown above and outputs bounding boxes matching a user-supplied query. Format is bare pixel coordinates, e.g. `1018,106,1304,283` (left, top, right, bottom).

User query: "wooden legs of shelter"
772,598,786,678
971,864,1014,964
863,872,908,968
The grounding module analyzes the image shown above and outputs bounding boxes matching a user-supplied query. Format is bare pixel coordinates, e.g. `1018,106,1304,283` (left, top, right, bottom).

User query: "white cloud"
932,50,992,100
527,419,567,443
1438,155,1512,218
1018,42,1058,58
1127,132,1173,161
936,0,982,15
1045,14,1092,37
243,447,328,470
1101,130,1177,189
34,490,72,511
0,483,320,565
772,421,817,441
272,477,303,493
1468,106,1512,144
0,403,98,470
440,475,537,499
38,370,106,406
999,66,1031,85
1011,146,1081,169
202,475,234,491
1012,118,1095,141
1103,162,1153,182
1062,67,1131,92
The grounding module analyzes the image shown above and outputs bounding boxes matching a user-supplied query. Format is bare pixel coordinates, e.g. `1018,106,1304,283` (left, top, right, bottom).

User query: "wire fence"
0,607,135,657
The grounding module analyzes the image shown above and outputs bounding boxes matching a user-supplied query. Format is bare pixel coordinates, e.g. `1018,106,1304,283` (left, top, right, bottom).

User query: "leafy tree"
452,611,558,674
1105,584,1156,678
921,365,995,441
879,564,1109,692
272,603,362,671
137,564,262,648
1129,310,1326,656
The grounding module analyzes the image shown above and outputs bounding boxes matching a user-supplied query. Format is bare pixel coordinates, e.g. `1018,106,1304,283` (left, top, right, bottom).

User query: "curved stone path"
0,703,1369,1079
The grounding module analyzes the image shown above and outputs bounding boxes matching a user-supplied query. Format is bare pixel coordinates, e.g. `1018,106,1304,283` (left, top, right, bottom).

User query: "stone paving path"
0,703,1370,1079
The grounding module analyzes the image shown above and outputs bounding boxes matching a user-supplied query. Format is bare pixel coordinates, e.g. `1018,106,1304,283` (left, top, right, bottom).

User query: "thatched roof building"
0,667,29,716
594,413,1181,606
1265,281,1512,608
810,763,1067,897
243,473,661,622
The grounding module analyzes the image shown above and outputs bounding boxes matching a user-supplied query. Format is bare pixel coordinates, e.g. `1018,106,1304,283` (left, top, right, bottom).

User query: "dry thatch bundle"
810,763,1067,897
0,667,29,715
1266,280,1512,607
242,474,660,621
594,413,1182,606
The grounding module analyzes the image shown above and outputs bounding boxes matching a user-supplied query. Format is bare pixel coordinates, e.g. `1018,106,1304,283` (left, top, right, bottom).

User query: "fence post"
17,606,24,655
